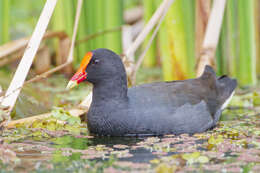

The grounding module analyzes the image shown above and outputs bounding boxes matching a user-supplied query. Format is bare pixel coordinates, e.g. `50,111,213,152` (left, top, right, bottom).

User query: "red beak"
66,52,93,90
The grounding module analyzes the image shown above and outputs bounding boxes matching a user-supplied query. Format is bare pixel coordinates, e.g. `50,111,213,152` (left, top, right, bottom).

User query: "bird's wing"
128,79,209,111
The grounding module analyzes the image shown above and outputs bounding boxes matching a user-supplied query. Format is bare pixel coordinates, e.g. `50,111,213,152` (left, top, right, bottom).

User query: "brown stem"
75,26,123,46
0,31,67,59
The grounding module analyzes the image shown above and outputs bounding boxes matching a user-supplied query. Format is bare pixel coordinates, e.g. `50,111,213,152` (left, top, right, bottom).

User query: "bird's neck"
92,76,128,103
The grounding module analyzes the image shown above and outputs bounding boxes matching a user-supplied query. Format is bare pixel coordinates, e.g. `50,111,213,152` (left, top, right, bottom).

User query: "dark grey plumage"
85,48,237,136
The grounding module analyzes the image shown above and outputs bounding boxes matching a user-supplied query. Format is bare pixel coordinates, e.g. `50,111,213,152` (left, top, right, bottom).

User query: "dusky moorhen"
67,48,237,136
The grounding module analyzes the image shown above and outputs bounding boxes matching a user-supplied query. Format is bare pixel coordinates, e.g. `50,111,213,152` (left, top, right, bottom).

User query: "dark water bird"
67,48,237,136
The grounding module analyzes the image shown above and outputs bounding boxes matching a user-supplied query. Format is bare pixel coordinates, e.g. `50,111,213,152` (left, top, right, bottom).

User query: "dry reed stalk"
1,0,82,105
196,0,227,77
66,0,82,63
131,0,172,84
1,0,58,118
125,0,174,60
0,31,67,59
124,0,174,85
1,0,82,124
195,0,211,62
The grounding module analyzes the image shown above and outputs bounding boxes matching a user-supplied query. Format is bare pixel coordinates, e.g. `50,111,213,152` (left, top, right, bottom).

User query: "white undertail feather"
221,91,235,110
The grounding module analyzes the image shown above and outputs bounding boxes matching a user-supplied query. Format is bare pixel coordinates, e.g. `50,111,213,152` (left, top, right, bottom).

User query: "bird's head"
66,48,124,89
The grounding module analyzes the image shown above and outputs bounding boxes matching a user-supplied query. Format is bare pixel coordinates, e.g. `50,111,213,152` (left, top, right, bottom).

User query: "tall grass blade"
104,0,123,54
95,0,105,48
164,0,189,80
226,0,238,77
0,0,10,44
155,0,174,81
181,0,195,77
76,0,89,65
238,0,257,85
216,13,228,76
255,0,260,77
143,0,157,67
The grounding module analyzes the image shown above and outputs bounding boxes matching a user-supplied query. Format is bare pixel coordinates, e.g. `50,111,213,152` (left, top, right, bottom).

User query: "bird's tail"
200,65,237,109
217,75,237,109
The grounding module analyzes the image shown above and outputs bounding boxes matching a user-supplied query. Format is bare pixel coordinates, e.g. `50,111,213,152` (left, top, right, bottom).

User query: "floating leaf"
182,152,200,164
150,159,160,164
46,121,56,131
251,141,260,148
182,152,209,164
253,92,260,106
208,135,224,145
197,156,209,163
155,163,176,173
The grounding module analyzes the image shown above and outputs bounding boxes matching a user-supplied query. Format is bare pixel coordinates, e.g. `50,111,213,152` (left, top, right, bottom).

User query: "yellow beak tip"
66,80,78,90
